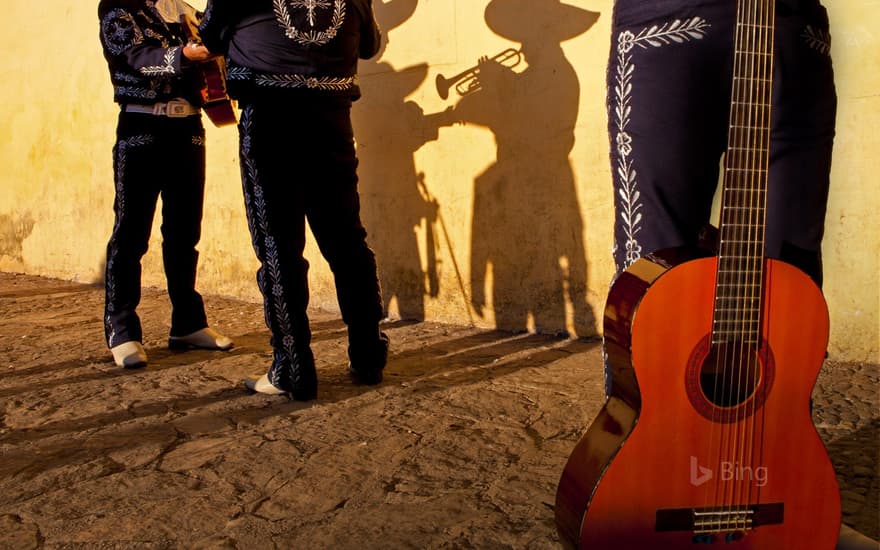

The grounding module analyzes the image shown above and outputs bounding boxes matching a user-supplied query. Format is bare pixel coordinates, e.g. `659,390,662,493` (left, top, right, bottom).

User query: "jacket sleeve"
99,4,186,76
359,1,382,60
198,0,235,54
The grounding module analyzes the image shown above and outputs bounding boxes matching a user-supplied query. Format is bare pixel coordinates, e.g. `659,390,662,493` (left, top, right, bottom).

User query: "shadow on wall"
0,213,35,263
354,0,601,338
353,0,446,323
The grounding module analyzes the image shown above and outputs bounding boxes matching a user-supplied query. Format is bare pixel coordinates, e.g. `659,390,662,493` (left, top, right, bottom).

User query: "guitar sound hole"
699,344,762,408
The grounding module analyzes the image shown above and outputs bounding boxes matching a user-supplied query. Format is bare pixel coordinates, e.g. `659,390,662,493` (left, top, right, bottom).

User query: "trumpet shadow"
446,0,601,337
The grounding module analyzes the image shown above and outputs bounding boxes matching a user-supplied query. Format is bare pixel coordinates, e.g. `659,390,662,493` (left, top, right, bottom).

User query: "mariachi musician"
98,0,233,368
197,0,390,399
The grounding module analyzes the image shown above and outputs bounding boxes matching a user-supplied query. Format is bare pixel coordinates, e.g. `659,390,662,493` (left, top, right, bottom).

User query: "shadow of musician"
352,0,455,322
446,0,599,337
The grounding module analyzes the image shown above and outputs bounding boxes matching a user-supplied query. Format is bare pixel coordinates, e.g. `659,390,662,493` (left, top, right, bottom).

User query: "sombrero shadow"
484,0,600,44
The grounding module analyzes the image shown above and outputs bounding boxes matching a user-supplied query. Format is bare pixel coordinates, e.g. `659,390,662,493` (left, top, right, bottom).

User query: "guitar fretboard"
713,0,775,344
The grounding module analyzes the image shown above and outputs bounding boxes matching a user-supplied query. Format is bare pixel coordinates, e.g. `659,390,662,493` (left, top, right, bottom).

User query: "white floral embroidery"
256,73,356,90
802,24,831,55
274,0,345,46
239,106,299,384
140,48,178,75
101,9,143,55
613,17,710,270
228,67,357,91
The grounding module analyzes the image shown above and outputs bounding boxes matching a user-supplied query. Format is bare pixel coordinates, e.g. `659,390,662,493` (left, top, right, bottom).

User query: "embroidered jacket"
98,0,204,106
198,0,381,100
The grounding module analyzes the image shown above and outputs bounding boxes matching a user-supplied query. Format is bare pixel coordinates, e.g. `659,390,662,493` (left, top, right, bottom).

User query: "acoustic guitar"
180,13,237,127
554,1,841,548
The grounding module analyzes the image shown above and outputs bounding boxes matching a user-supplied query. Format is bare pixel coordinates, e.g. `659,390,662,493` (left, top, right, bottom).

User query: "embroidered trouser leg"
238,94,384,386
301,100,386,368
104,113,208,347
159,118,209,337
607,0,836,285
238,101,316,392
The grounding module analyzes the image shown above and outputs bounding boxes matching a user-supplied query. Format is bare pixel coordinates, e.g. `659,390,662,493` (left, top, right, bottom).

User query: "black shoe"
168,327,233,350
348,332,389,386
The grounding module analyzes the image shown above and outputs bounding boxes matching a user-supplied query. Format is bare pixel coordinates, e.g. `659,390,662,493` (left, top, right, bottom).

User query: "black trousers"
237,94,383,374
104,112,208,347
607,0,836,285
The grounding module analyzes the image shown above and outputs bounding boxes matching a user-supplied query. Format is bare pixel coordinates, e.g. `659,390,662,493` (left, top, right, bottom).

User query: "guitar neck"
713,0,776,344
179,12,200,44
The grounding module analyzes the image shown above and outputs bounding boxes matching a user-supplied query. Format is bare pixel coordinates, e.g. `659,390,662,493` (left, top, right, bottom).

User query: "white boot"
243,373,287,395
110,341,148,368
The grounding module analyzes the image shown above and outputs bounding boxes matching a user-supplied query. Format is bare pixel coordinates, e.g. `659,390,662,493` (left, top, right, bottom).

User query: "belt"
123,99,200,117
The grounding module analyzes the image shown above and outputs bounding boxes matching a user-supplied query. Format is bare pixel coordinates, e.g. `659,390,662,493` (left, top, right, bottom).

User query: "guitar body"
555,254,841,549
180,14,237,127
197,60,237,127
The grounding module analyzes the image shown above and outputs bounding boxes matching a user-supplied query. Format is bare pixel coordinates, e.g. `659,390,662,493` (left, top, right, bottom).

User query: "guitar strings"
750,0,774,521
729,0,752,522
734,0,773,527
710,0,774,531
743,0,774,529
706,0,749,523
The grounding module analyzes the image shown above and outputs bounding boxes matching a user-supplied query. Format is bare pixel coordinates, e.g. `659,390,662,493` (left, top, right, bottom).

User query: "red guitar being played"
554,0,841,548
180,13,237,127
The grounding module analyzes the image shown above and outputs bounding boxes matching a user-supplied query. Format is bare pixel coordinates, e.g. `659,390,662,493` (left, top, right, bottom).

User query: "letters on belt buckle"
164,100,190,117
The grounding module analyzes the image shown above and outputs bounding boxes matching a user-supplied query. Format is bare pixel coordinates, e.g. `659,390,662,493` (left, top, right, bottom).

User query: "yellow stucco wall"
0,1,877,363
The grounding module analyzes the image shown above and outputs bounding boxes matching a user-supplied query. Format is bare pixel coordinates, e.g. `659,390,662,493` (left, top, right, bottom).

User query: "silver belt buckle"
164,99,190,117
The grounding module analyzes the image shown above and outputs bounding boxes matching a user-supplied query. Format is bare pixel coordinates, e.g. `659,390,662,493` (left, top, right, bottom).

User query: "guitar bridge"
655,502,784,534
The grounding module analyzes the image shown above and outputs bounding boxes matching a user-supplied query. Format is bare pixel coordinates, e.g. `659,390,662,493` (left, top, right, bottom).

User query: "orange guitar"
554,1,841,548
180,13,237,127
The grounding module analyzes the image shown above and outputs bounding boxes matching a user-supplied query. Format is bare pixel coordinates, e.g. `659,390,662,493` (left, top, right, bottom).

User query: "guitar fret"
730,124,771,131
731,100,771,107
725,169,768,174
733,70,772,76
712,338,760,345
737,21,774,29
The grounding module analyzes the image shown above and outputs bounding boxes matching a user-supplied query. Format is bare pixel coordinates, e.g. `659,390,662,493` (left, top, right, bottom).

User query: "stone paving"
0,272,876,548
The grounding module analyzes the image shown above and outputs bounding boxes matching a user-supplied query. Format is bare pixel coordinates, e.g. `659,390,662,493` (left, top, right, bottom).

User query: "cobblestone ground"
0,272,876,548
814,361,880,539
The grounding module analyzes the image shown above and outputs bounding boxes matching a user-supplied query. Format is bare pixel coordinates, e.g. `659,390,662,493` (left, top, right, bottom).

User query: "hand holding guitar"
182,42,216,63
179,15,237,127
